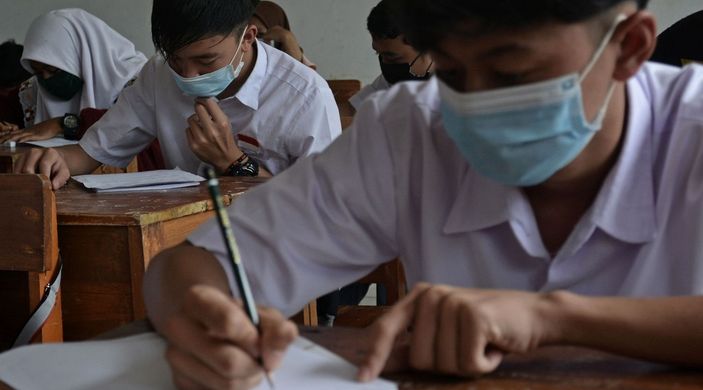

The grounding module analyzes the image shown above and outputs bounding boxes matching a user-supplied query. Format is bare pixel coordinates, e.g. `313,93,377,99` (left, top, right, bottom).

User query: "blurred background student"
250,1,317,69
1,9,147,144
349,0,434,114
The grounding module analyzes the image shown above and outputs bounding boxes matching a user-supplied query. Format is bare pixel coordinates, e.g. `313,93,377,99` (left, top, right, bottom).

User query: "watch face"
64,115,79,129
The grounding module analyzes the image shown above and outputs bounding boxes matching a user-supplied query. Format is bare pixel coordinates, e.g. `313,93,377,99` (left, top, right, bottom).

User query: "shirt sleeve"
79,59,158,168
350,75,389,110
188,98,398,316
284,84,342,160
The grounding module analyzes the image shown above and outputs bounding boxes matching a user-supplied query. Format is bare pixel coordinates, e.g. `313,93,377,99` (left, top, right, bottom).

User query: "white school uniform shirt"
349,74,391,111
189,62,703,316
79,40,341,175
20,9,147,126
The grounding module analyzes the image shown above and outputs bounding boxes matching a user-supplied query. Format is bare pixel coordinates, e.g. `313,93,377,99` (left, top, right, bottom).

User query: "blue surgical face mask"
438,14,626,187
170,29,248,97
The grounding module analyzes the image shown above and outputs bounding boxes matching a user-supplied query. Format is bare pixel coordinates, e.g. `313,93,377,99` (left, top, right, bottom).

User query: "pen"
205,168,275,389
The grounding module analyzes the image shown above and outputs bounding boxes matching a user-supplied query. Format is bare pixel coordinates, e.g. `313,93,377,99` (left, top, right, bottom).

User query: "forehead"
432,21,595,66
372,37,411,53
171,34,233,58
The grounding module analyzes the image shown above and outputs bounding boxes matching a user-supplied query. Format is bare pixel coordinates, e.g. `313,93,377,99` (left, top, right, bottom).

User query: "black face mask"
378,55,432,85
37,70,83,101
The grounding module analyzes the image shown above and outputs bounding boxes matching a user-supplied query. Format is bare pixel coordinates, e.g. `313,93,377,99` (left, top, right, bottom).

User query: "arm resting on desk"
359,285,703,382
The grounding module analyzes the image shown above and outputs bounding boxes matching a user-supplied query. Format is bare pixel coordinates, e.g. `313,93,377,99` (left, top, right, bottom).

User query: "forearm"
143,243,233,334
57,144,102,175
547,291,703,366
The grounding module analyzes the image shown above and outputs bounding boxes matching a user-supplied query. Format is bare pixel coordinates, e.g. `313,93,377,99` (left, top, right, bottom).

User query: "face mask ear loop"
579,13,628,83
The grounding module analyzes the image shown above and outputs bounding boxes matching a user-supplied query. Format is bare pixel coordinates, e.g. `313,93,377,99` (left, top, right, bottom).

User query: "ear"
241,25,259,53
612,11,657,81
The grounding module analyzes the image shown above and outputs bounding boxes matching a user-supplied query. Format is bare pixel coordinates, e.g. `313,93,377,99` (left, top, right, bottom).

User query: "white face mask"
438,14,626,187
170,28,248,97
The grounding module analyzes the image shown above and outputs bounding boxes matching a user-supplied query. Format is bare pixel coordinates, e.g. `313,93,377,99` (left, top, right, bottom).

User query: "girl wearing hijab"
251,1,317,70
1,9,147,143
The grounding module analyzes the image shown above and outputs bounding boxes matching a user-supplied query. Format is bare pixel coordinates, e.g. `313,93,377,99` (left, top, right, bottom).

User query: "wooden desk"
55,177,267,340
302,327,703,389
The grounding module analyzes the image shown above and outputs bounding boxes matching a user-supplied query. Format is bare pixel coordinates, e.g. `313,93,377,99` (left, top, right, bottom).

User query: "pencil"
205,168,275,389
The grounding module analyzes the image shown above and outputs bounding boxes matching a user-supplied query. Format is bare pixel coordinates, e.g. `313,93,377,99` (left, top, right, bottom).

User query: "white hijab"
21,8,147,124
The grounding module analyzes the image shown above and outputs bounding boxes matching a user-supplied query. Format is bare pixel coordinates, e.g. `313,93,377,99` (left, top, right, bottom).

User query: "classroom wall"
1,0,702,85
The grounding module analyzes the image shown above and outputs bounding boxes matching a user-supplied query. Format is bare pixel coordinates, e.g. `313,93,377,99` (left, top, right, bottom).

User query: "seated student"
145,0,703,387
15,0,341,189
348,0,434,113
0,9,147,144
0,40,31,132
251,1,317,70
650,10,703,66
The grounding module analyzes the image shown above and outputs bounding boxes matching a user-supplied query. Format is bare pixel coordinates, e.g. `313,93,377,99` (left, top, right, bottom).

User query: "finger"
358,283,432,382
163,313,262,381
194,102,219,136
408,285,451,372
15,148,44,174
49,157,71,190
16,133,39,143
167,344,263,390
172,372,207,390
183,286,260,355
198,98,229,132
458,306,504,375
187,115,208,143
258,307,298,372
434,292,462,374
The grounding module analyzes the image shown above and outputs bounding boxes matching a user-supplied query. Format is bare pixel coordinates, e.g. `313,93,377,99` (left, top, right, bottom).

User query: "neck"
525,83,628,201
217,41,258,100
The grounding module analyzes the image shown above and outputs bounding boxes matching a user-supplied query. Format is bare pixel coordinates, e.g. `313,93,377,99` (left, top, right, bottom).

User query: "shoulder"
259,43,332,102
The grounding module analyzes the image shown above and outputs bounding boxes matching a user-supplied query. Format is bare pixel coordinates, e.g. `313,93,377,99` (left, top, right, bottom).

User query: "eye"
492,71,530,87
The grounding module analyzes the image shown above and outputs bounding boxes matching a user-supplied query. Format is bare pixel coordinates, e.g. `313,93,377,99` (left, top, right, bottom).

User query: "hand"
260,26,304,62
358,283,561,381
14,147,71,190
186,99,242,173
162,285,298,390
0,121,19,134
0,118,62,144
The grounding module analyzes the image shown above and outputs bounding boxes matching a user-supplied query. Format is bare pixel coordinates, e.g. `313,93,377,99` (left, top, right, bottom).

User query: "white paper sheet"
0,333,396,390
24,137,80,148
72,169,205,193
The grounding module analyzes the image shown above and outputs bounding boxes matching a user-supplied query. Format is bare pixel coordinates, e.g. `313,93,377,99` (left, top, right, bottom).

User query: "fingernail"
357,367,371,382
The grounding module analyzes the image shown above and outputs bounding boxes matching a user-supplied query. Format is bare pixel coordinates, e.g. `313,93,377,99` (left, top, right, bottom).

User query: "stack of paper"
72,170,205,193
0,333,397,390
24,136,80,148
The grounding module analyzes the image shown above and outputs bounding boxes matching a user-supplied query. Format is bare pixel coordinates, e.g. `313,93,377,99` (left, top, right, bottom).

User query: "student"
349,0,434,112
650,10,703,66
15,0,341,189
0,40,31,132
145,0,703,388
251,1,317,70
1,9,147,144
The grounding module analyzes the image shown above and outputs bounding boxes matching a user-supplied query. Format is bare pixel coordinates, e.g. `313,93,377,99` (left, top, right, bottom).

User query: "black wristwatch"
225,154,260,177
61,113,80,140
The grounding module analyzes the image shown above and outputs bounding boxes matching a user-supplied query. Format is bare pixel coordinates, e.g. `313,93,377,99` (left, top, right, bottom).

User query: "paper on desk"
0,333,397,390
24,136,80,148
73,169,205,193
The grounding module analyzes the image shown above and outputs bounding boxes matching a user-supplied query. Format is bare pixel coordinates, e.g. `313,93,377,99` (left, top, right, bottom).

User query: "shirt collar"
443,78,657,245
225,40,267,110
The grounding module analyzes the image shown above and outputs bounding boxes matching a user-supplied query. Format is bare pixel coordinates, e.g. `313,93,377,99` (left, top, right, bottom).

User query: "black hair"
151,0,258,57
0,40,31,88
391,0,650,52
367,0,401,40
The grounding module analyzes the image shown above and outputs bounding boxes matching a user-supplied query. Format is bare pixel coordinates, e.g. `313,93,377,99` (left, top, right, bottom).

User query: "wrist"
536,290,584,346
217,151,245,175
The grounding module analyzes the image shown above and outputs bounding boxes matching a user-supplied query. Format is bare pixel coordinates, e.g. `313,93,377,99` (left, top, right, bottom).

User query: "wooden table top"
55,176,267,226
301,327,703,389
